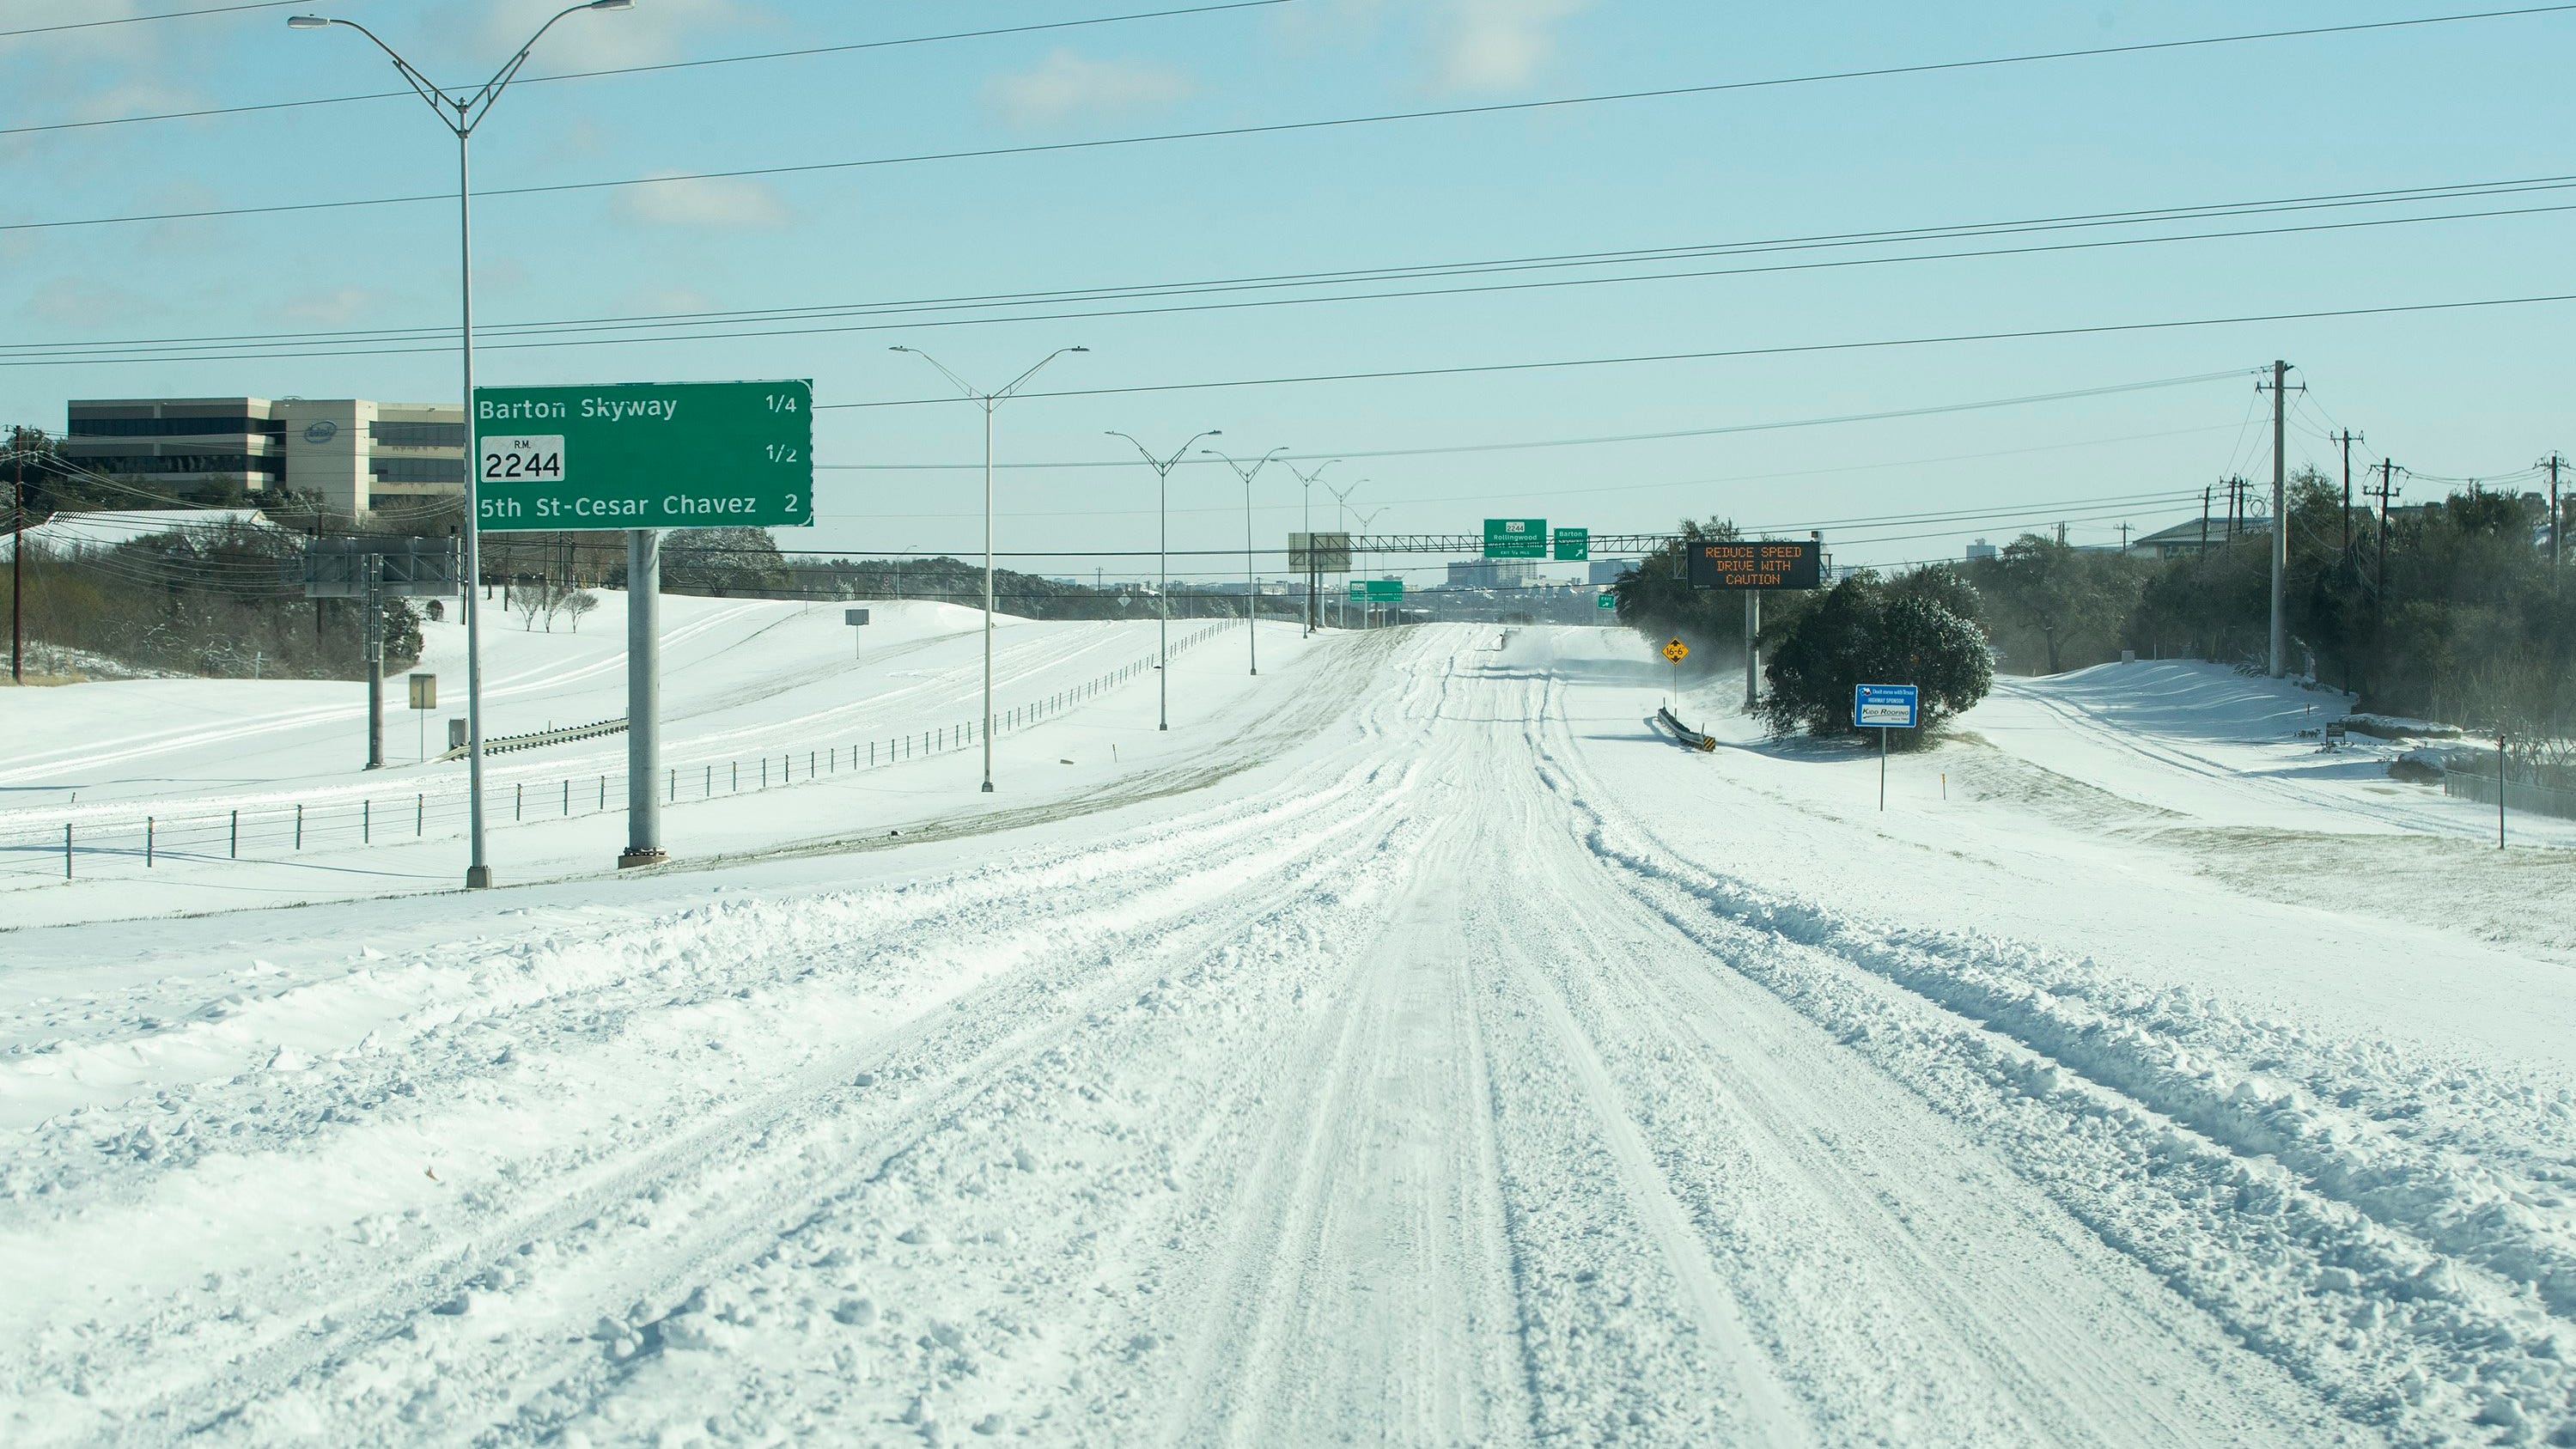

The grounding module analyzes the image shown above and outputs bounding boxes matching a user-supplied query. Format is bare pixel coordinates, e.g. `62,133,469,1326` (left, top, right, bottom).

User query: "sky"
4,0,2573,588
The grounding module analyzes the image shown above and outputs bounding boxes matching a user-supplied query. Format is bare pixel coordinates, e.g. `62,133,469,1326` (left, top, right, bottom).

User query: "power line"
820,291,2576,408
11,4,2570,234
833,373,2248,474
16,173,2562,359
0,1,1301,137
16,192,2573,368
0,1,304,40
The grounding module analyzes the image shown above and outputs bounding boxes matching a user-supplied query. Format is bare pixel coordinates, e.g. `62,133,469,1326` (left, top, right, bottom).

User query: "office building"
1587,557,1635,584
63,397,467,518
1444,558,1538,588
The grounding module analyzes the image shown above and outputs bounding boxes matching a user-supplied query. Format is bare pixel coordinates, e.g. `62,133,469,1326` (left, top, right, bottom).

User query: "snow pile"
1557,750,2576,1444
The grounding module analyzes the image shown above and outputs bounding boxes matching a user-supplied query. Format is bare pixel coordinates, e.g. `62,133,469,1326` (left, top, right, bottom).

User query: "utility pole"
9,433,23,685
2337,429,2363,555
2368,460,2400,630
2544,453,2565,567
2200,483,2211,554
2262,360,2297,678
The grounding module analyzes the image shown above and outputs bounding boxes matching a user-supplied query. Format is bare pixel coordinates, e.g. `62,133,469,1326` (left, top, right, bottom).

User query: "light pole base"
616,848,668,870
1160,723,1169,731
981,781,995,794
466,865,494,890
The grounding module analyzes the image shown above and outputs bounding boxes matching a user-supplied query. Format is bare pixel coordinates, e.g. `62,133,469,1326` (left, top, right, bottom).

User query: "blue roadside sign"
1854,683,1919,729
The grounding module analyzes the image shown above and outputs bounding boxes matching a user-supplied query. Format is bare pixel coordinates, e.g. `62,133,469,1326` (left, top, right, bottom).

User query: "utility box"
448,718,468,751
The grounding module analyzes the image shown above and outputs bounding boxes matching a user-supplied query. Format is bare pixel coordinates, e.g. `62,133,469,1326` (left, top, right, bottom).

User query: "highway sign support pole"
363,552,385,770
1880,726,1889,812
619,527,666,869
1743,590,1759,710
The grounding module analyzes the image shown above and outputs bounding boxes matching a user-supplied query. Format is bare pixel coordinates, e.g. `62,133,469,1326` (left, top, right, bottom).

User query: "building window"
80,453,286,478
68,416,274,438
370,457,466,484
368,421,467,448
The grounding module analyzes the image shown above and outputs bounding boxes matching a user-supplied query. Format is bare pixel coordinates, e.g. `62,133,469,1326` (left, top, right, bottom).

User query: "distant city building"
1444,558,1538,588
1587,557,1635,585
63,397,466,518
1964,539,1998,563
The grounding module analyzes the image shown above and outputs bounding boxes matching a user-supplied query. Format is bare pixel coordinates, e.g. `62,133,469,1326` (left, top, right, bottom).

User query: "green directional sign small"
1553,527,1591,562
472,379,814,533
1348,579,1404,600
1484,518,1547,559
1596,592,1617,612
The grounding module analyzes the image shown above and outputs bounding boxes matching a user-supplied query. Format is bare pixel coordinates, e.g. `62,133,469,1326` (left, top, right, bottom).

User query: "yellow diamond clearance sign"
1662,637,1689,663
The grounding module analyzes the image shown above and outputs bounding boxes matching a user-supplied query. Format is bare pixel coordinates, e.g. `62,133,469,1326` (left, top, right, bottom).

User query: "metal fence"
0,619,1237,886
2442,765,2576,822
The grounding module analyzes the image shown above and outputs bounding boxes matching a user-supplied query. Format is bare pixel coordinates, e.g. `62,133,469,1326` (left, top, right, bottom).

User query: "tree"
1980,534,2142,673
560,588,600,634
1758,575,1990,746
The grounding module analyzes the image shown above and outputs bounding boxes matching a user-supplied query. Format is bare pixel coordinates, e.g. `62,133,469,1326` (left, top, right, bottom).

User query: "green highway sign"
472,379,813,533
1596,592,1617,611
1349,579,1404,600
1483,517,1547,559
1553,527,1591,562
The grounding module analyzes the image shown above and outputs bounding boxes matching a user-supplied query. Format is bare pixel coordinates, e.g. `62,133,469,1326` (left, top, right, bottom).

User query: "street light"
1327,479,1367,628
1286,457,1340,636
1107,429,1221,730
1350,505,1386,627
1201,445,1288,675
291,0,632,891
890,345,1086,793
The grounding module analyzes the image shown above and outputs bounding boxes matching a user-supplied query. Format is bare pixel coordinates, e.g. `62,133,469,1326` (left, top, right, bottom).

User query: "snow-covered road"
8,625,2573,1445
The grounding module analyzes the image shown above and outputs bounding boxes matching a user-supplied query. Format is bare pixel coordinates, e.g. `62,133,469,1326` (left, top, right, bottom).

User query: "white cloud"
1431,0,1592,93
22,278,162,330
984,49,1195,126
279,288,384,327
628,286,719,317
610,174,791,230
455,0,761,71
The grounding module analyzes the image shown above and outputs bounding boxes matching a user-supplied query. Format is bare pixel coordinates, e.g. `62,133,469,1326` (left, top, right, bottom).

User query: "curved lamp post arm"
292,3,623,133
290,17,454,125
996,346,1087,401
1110,429,1214,477
888,344,983,404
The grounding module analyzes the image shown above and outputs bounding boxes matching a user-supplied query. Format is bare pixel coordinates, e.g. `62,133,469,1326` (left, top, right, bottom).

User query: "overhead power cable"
0,1,1300,137
833,372,2250,473
0,1,303,40
9,4,2568,234
17,174,2562,361
821,292,2576,409
13,188,2574,368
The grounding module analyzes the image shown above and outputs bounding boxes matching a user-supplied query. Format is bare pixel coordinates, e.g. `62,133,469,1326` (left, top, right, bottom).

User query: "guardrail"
447,716,629,760
1655,706,1719,752
0,619,1238,887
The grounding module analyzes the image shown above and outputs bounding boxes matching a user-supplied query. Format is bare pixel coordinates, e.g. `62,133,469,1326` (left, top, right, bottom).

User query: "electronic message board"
1687,539,1821,590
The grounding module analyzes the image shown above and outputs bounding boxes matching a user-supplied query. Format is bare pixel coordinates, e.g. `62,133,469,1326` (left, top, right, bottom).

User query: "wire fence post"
417,794,424,837
64,823,71,880
515,782,524,821
230,810,238,859
146,816,155,868
2500,733,2509,849
295,803,303,850
363,798,371,845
